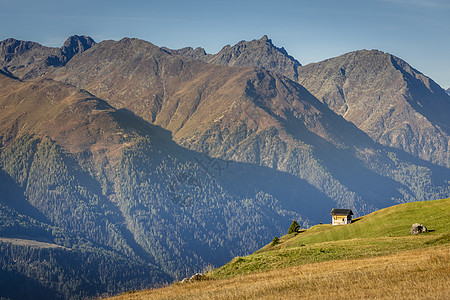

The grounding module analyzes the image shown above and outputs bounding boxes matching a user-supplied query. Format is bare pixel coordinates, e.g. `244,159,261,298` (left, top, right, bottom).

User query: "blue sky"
1,0,449,88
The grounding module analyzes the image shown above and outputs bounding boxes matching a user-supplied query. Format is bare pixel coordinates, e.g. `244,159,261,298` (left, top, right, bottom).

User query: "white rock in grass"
410,223,427,235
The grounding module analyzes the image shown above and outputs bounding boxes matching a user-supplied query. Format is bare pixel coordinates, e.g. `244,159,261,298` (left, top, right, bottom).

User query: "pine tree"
287,220,300,234
271,236,279,246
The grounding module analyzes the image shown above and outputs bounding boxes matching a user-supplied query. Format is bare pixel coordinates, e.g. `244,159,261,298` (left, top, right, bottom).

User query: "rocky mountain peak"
297,49,450,166
0,35,96,78
162,35,301,81
0,38,43,60
260,34,270,42
62,35,95,53
60,35,96,64
206,35,301,81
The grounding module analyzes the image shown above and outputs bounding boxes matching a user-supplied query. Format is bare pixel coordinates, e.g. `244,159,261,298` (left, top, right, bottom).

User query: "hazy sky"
1,0,449,88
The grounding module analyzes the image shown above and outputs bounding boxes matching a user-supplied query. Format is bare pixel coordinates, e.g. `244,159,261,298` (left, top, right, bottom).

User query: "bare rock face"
410,223,428,235
59,35,96,64
0,35,95,79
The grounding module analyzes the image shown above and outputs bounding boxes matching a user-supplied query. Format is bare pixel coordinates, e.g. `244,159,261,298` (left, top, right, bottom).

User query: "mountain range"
0,35,449,299
167,36,450,167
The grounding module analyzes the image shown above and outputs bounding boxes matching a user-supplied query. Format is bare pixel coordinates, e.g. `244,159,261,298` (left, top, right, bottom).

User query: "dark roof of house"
330,209,353,216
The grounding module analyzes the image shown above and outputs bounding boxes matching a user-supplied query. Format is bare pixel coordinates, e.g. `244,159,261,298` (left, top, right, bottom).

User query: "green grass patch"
211,198,450,279
285,198,450,248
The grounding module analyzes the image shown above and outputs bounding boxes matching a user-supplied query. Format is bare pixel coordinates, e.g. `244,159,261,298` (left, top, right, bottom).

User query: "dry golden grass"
108,245,449,300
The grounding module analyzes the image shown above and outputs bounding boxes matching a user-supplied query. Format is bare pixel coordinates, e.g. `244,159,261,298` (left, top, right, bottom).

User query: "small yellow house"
330,209,353,225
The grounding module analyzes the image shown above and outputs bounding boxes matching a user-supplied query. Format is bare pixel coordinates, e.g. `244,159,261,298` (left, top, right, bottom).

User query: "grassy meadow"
107,198,450,299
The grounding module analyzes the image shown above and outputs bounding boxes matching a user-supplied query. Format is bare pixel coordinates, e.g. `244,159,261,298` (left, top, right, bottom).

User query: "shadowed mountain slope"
0,73,173,298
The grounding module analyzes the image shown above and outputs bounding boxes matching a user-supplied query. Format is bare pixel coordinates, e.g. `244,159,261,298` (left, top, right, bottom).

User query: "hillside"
109,198,450,299
214,198,450,277
0,73,175,298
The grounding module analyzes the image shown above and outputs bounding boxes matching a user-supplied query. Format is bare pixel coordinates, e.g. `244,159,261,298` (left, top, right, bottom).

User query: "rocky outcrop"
0,38,59,79
59,35,96,65
410,223,428,235
180,273,206,284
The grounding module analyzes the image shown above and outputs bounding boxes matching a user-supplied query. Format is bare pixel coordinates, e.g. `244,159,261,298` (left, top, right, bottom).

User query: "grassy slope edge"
108,198,450,299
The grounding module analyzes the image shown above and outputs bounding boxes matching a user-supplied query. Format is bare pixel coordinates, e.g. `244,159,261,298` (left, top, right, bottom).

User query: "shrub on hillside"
271,236,280,246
